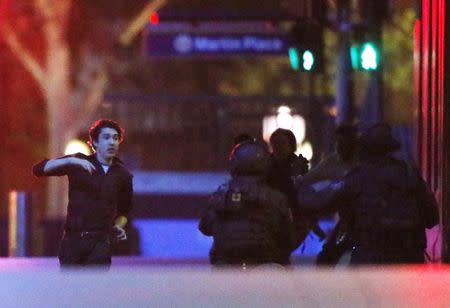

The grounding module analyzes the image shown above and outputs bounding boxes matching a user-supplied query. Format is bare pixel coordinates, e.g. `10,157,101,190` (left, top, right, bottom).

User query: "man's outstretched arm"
297,180,346,216
33,155,96,177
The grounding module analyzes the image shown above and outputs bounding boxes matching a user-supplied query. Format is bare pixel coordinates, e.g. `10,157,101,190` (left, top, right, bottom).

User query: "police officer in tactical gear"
298,123,439,265
300,124,358,265
199,140,296,266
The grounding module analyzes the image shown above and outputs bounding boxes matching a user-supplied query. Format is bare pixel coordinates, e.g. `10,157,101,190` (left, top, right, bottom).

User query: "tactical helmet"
358,122,400,154
229,141,270,176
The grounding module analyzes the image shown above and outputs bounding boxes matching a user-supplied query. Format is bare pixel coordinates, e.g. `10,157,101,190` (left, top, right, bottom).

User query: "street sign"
143,32,293,57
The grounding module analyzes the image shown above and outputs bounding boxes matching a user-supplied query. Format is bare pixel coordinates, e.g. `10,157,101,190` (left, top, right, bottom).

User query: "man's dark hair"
269,128,297,153
88,119,124,149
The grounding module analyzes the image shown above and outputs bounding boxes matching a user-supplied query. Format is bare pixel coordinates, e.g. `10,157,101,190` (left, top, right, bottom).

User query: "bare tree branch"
34,0,53,22
35,0,68,19
119,0,168,46
69,45,106,106
69,60,109,136
0,24,46,88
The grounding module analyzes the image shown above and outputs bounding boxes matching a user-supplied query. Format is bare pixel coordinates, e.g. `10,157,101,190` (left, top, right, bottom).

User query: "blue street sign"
144,32,293,57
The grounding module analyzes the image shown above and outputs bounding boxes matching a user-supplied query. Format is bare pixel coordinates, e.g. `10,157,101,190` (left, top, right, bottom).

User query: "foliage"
383,7,416,124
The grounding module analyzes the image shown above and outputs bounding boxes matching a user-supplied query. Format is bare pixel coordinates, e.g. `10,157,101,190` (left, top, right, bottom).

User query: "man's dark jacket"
33,153,133,232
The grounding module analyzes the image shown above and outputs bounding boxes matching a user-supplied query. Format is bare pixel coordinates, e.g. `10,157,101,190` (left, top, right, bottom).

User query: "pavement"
0,257,449,307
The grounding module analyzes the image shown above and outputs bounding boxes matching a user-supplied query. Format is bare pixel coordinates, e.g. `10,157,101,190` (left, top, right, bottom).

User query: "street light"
65,139,91,155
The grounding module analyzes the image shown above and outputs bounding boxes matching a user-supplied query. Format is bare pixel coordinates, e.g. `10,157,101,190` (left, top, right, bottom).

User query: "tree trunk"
43,5,72,218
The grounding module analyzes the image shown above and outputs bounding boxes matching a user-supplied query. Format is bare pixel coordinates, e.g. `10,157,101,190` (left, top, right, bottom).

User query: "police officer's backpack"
213,185,277,262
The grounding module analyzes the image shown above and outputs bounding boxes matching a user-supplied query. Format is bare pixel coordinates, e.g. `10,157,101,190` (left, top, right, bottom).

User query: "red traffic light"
149,12,159,25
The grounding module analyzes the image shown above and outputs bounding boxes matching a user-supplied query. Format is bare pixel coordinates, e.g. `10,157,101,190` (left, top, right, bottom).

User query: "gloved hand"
291,154,309,176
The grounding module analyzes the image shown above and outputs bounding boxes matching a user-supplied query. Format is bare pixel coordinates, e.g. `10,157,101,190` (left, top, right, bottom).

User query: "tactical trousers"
316,240,352,265
350,228,426,265
316,222,352,266
350,246,424,265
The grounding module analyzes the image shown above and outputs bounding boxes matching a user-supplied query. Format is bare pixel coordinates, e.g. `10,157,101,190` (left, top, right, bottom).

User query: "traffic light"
302,50,315,71
289,21,323,72
289,47,316,71
350,32,380,71
360,42,379,70
288,47,300,71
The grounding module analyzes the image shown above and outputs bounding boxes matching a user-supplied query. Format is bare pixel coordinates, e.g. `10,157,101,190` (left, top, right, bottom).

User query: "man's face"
93,127,120,162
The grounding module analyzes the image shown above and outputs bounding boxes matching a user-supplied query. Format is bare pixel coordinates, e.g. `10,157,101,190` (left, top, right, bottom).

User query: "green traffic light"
350,45,360,70
288,47,300,71
302,50,315,71
360,43,379,70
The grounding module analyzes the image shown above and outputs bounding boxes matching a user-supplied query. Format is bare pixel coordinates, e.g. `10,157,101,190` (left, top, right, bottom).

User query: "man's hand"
113,225,127,241
72,157,96,174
